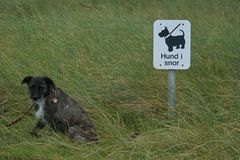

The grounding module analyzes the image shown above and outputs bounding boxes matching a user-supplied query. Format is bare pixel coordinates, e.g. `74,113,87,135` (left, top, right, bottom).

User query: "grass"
0,0,240,159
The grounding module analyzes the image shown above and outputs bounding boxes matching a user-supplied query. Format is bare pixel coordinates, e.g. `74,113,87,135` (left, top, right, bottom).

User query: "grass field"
0,0,240,159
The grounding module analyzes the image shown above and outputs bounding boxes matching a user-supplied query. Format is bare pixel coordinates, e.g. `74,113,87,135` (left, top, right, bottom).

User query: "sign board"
153,20,191,70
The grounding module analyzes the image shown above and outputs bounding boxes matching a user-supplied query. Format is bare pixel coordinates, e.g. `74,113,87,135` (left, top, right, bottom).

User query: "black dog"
159,27,185,52
22,76,97,143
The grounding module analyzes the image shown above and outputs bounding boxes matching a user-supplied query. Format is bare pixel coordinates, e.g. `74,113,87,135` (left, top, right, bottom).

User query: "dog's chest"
35,100,46,121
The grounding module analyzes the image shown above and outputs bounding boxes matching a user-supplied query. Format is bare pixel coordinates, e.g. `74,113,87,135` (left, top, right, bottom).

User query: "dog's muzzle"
31,96,38,101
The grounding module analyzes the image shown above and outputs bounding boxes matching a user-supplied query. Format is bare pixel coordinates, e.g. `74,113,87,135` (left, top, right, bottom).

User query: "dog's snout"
32,96,38,101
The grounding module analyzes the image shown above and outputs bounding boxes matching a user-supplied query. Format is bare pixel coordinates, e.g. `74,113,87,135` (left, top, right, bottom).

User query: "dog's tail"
179,29,185,36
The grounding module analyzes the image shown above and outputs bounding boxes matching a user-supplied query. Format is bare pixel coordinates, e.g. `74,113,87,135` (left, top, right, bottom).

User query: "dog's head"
159,27,169,37
21,76,55,102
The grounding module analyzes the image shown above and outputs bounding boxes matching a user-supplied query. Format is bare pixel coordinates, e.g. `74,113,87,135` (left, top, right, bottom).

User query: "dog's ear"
21,76,33,85
44,77,55,88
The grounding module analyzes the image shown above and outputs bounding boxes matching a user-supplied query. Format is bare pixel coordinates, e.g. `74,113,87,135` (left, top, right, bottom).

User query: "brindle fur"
22,76,97,143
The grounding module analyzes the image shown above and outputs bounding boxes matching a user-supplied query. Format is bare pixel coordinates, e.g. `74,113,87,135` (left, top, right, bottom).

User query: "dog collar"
47,89,58,104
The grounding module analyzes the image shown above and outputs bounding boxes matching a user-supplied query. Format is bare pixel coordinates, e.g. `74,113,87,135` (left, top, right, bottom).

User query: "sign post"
168,70,175,109
153,20,191,111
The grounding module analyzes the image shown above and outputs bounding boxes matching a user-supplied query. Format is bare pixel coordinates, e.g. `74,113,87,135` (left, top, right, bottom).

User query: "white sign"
153,20,191,70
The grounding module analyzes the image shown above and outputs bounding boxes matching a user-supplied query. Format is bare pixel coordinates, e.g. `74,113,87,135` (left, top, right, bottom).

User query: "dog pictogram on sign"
159,24,185,52
153,20,191,70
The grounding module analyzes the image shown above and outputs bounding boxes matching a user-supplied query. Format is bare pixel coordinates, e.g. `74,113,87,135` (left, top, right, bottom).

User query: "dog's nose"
32,96,38,101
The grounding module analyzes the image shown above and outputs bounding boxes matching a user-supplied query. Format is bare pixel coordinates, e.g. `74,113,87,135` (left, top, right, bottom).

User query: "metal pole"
167,70,176,110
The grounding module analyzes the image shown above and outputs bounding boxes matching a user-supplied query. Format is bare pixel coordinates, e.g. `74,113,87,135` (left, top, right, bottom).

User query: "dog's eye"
30,85,35,88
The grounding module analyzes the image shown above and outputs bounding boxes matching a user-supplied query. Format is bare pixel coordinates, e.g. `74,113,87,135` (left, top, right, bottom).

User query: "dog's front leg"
31,121,46,137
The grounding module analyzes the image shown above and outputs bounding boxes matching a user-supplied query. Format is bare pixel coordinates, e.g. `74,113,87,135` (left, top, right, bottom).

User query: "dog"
21,76,97,143
158,27,185,52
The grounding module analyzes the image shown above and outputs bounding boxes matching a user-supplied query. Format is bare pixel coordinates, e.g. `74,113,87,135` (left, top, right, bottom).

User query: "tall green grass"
0,0,240,159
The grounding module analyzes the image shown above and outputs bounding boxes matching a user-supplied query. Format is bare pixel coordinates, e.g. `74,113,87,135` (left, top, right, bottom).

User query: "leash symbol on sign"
158,23,185,52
